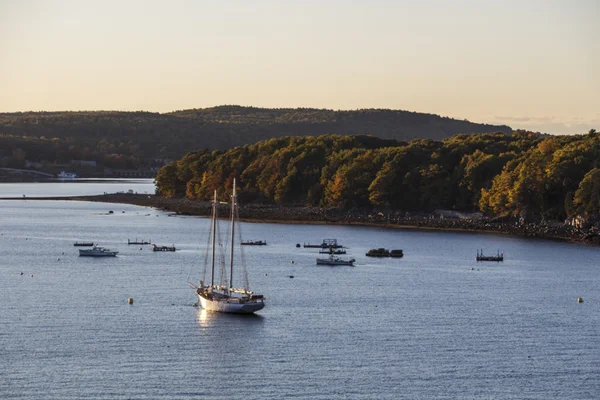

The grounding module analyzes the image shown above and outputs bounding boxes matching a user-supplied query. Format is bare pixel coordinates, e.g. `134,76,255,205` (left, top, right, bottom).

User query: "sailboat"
190,179,265,314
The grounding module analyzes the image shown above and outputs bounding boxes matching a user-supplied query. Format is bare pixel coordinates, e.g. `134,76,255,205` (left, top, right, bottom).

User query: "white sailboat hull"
197,293,265,314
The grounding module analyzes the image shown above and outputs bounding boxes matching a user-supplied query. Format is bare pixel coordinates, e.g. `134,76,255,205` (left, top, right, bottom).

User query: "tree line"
155,130,600,222
0,106,509,170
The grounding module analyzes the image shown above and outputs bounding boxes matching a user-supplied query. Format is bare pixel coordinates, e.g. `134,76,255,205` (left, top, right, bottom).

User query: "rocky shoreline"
9,193,600,245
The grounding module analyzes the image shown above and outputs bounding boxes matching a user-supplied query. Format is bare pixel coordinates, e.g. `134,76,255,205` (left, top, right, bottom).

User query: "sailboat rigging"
189,179,265,314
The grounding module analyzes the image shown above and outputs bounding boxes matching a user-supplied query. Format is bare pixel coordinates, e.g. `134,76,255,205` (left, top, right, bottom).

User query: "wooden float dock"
152,244,176,252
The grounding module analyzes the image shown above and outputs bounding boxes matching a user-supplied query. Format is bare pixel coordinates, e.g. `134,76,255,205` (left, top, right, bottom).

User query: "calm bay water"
1,183,599,399
0,178,155,198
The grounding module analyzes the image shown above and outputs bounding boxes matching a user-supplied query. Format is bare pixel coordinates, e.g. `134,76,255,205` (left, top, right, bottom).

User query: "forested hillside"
0,106,510,170
167,106,511,142
155,130,600,222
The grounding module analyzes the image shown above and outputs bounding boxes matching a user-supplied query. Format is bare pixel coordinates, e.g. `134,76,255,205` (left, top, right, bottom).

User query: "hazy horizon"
1,0,598,135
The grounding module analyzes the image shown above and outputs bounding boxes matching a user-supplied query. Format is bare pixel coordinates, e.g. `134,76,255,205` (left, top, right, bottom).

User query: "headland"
6,193,599,246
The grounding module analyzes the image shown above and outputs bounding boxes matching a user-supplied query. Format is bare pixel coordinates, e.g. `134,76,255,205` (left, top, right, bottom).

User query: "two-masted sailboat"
190,179,265,314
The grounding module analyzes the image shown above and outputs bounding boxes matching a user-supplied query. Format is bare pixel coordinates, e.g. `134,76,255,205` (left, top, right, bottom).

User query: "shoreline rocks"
7,193,600,245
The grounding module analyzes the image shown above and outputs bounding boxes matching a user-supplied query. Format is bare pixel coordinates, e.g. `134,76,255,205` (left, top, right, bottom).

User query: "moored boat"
316,254,355,266
79,246,118,257
189,179,265,314
57,171,77,179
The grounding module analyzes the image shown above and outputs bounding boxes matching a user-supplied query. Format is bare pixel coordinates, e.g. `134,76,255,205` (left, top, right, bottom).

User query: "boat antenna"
211,189,217,288
229,178,237,295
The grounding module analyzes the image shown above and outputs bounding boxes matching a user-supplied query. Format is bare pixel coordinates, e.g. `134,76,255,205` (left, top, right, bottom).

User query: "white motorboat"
316,254,356,266
189,179,265,314
79,246,118,257
57,171,77,179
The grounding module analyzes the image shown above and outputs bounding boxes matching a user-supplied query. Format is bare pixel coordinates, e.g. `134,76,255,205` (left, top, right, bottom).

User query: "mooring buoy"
578,297,583,303
128,298,134,304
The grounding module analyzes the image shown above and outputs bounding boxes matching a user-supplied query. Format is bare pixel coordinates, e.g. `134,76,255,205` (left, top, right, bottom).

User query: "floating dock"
241,240,267,246
304,238,343,249
365,248,403,258
129,239,151,245
319,248,347,254
152,244,176,252
476,250,503,262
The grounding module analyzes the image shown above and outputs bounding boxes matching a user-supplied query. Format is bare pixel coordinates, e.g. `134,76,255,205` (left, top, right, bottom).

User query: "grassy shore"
7,193,600,245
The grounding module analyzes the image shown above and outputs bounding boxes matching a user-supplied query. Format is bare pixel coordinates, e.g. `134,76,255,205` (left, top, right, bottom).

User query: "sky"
1,0,598,134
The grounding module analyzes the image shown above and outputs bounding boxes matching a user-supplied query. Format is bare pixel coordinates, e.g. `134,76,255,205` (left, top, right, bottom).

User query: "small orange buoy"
128,298,134,304
577,297,583,303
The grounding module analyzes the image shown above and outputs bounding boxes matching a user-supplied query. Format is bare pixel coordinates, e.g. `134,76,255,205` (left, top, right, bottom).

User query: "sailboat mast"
210,189,217,288
229,178,236,294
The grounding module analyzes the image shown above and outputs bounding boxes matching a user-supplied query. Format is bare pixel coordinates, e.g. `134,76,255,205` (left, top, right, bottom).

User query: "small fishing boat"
79,246,118,257
241,240,267,246
476,249,503,262
73,241,94,247
316,254,355,266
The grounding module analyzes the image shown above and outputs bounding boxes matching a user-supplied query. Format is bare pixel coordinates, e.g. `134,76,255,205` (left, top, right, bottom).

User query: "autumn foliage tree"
156,130,600,222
